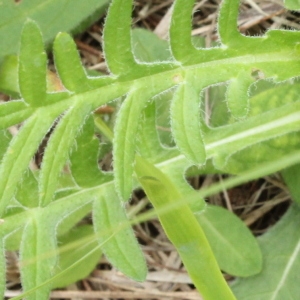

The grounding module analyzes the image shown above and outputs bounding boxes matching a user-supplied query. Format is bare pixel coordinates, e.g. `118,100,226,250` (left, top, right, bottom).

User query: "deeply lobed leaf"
1,0,300,298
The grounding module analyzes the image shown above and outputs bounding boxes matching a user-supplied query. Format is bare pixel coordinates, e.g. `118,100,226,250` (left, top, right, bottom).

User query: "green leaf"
53,32,91,93
207,84,229,127
134,155,236,300
19,20,47,107
132,28,172,62
196,205,262,277
103,0,174,78
136,101,174,163
0,55,19,97
218,0,248,47
114,76,179,201
282,164,300,204
39,104,92,206
226,69,253,119
93,185,147,281
0,113,55,216
169,0,198,63
52,225,102,288
4,222,23,251
170,0,222,65
16,170,39,208
155,90,176,147
103,0,138,76
69,116,110,188
0,100,34,130
20,210,58,300
0,0,110,57
284,0,300,10
231,204,300,299
171,82,206,165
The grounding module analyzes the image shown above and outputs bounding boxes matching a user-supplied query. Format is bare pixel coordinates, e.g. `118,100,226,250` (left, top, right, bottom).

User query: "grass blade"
135,155,236,300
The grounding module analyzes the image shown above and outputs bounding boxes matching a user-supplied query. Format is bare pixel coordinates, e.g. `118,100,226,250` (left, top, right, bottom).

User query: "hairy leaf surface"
1,0,300,297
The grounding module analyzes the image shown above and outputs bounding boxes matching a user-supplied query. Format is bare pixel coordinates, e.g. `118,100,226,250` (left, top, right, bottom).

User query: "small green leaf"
16,170,39,208
52,225,102,288
232,204,300,299
53,33,90,93
20,210,58,300
132,28,172,62
19,20,47,107
93,185,147,281
171,82,206,165
69,116,111,188
218,0,245,47
0,113,55,216
113,90,149,200
39,104,92,206
114,80,178,201
226,70,253,119
103,0,138,76
196,205,262,277
169,0,198,63
136,101,171,163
